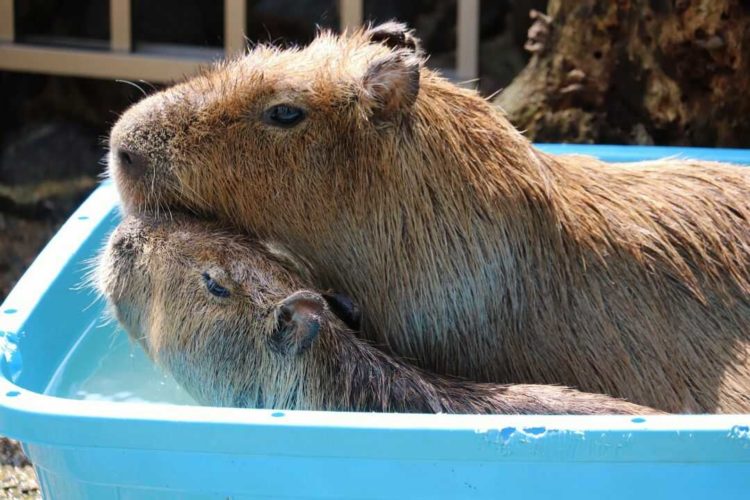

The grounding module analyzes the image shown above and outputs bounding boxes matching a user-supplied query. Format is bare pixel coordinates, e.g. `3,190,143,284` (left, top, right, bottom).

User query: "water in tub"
45,319,195,404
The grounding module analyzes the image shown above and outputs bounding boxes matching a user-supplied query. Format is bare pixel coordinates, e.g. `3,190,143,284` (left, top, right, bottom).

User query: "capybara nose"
115,148,148,178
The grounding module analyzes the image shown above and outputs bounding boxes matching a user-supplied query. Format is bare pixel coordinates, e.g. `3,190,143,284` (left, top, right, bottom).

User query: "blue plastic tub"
1,145,749,499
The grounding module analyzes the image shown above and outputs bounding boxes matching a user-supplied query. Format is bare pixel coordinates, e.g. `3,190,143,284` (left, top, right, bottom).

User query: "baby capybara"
107,23,750,413
97,214,659,415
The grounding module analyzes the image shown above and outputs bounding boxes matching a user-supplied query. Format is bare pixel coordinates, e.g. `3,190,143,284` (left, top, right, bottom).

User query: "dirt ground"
0,465,39,499
0,439,38,498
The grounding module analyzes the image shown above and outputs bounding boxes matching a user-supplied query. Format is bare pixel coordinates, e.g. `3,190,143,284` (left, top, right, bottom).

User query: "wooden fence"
0,0,480,83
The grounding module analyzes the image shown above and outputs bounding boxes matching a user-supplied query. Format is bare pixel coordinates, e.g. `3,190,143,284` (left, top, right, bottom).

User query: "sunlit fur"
97,214,660,415
108,25,750,413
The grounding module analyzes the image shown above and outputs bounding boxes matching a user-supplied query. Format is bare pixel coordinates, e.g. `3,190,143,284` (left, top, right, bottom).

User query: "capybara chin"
107,22,750,413
97,214,660,415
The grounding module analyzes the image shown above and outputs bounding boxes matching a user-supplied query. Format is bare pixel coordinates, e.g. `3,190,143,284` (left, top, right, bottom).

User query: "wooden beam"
224,0,247,57
0,44,219,82
110,0,132,52
457,0,480,81
0,0,14,42
339,0,363,32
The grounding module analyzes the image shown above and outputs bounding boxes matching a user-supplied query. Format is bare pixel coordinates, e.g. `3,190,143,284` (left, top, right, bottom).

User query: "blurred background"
0,1,748,495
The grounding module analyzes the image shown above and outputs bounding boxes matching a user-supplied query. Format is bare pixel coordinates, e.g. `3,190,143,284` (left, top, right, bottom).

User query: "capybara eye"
202,272,230,298
262,104,306,128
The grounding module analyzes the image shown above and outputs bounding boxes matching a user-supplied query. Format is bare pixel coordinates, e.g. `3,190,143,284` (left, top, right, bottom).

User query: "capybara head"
98,214,353,408
109,22,433,228
108,21,536,264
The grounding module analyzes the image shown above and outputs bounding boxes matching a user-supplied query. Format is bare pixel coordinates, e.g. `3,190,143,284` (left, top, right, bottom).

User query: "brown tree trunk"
495,0,750,147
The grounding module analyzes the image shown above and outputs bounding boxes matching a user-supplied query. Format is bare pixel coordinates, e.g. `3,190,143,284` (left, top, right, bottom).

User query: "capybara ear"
322,290,361,330
271,291,326,355
366,21,423,55
361,49,421,120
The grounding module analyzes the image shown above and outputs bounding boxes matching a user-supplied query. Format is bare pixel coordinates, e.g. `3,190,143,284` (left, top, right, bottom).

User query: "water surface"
45,320,195,405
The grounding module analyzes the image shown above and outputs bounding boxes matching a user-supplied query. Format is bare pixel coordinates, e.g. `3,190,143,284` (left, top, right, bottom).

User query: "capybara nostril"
107,216,150,258
116,148,148,178
109,227,135,257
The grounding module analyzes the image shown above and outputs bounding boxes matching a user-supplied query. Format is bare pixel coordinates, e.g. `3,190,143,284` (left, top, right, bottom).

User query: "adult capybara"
97,214,659,415
107,23,750,413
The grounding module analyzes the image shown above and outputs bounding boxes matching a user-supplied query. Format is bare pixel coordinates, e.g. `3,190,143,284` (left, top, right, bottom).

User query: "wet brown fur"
108,25,750,413
97,215,659,415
